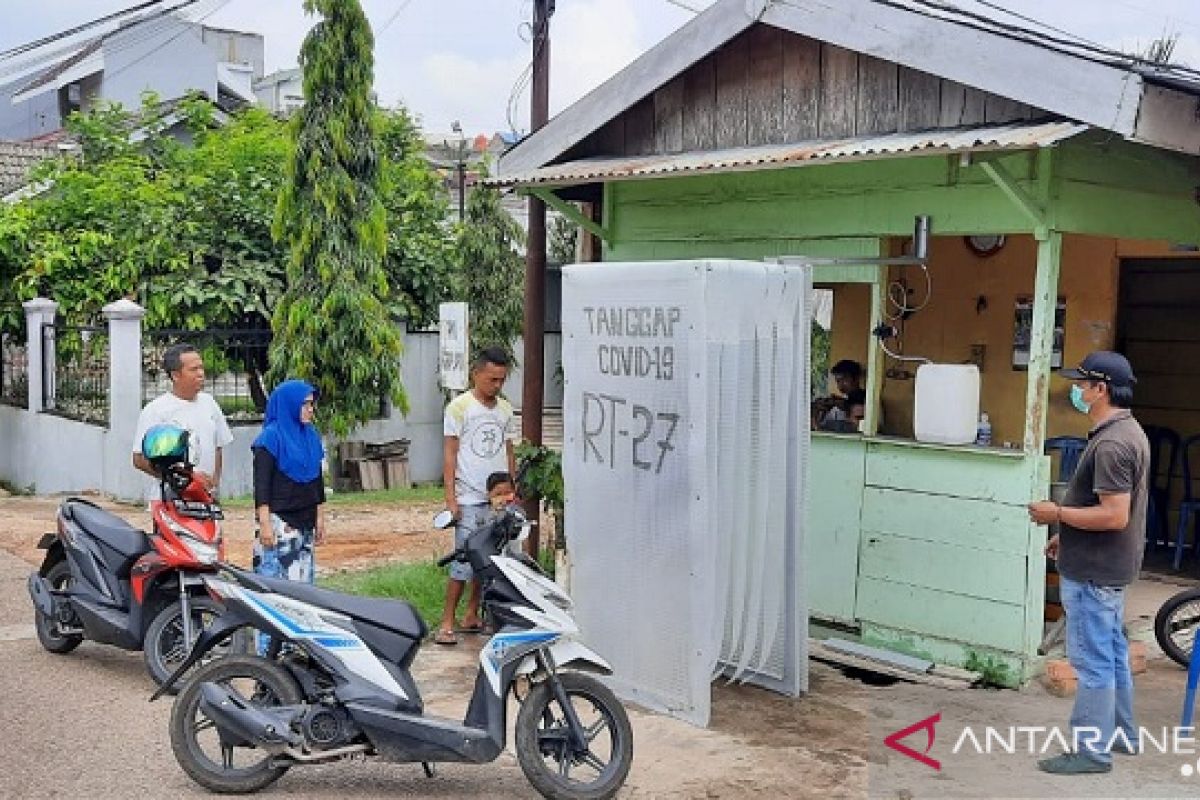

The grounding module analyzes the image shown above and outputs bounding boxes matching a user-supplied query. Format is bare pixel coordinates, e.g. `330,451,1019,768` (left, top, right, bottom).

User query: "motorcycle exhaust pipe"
198,682,302,754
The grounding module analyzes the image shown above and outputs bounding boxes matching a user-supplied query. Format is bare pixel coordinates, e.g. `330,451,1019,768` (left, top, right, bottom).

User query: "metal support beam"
527,187,612,243
980,158,1049,235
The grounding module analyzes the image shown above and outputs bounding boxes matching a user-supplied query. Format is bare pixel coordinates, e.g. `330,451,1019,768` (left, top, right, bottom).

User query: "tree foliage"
454,185,526,362
0,95,287,334
377,107,456,327
548,213,578,265
269,0,407,435
0,102,452,350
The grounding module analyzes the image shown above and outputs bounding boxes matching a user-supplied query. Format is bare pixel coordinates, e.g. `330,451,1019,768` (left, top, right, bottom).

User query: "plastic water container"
914,364,981,445
975,412,992,446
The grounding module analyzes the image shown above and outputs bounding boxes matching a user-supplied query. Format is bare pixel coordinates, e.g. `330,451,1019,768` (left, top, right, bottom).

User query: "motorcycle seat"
255,576,427,641
64,500,150,557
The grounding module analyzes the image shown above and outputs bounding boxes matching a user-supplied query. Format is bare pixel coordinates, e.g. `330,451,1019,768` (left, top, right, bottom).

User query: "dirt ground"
0,492,449,573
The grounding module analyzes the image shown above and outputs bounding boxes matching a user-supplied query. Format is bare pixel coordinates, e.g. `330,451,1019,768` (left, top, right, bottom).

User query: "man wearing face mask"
1028,351,1149,775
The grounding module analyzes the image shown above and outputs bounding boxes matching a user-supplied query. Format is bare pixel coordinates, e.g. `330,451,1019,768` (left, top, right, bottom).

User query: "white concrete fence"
0,296,562,501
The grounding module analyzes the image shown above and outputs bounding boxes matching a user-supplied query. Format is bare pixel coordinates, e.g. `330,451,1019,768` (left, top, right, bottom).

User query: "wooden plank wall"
575,25,1043,159
855,443,1038,655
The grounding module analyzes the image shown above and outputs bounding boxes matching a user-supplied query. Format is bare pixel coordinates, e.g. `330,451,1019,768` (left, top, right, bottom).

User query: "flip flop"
434,629,458,645
458,622,486,634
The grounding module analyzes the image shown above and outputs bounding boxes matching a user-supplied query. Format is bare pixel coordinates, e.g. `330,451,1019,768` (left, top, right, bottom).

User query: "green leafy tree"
269,0,407,434
454,185,526,361
377,107,456,328
548,213,578,265
0,94,286,336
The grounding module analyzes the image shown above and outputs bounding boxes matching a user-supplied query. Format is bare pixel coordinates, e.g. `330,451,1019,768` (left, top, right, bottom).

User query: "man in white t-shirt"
435,346,517,645
133,343,234,501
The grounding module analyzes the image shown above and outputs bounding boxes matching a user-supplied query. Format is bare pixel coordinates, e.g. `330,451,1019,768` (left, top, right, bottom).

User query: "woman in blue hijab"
251,379,325,585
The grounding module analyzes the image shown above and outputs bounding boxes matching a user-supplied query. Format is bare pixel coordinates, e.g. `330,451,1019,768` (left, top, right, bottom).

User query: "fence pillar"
22,297,56,412
104,299,145,500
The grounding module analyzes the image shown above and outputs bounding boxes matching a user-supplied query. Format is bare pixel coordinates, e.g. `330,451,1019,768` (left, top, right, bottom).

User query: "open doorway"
1116,257,1200,575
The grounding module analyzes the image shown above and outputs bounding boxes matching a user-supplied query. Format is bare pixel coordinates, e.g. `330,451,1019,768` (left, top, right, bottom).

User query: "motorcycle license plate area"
561,260,810,727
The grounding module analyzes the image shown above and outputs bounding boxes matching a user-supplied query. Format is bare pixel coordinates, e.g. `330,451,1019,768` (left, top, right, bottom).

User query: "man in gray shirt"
1029,351,1149,775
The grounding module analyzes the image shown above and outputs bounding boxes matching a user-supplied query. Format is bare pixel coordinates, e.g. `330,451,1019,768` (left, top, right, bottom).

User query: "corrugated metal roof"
490,120,1088,188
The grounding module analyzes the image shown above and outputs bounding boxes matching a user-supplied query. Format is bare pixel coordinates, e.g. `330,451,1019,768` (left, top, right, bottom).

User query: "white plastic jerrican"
914,363,981,445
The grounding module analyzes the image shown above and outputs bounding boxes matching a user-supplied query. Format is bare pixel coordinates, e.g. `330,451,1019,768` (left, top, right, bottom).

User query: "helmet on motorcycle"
141,424,191,471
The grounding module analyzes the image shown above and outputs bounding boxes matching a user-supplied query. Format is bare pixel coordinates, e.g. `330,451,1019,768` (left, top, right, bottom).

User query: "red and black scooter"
27,424,241,688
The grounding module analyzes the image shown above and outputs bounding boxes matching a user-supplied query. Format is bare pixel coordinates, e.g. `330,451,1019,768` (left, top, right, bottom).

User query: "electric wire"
0,0,227,85
78,0,234,91
885,264,932,321
776,0,1200,82
377,0,419,37
505,3,547,135
0,0,186,60
898,0,1200,78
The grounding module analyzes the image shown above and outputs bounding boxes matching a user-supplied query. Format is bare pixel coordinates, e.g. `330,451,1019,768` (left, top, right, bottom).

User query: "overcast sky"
2,0,1200,137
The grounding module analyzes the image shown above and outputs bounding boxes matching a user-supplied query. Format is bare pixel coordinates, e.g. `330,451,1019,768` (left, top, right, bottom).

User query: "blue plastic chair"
1143,425,1181,551
1172,435,1200,570
1045,436,1088,482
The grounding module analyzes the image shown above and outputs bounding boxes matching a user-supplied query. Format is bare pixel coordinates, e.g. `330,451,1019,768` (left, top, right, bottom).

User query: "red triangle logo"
884,713,942,770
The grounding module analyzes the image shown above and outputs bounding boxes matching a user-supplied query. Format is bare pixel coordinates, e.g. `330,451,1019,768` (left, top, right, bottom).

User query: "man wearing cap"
1029,351,1149,775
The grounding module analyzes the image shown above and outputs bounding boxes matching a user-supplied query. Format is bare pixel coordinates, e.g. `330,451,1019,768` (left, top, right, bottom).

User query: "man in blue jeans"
1029,351,1150,775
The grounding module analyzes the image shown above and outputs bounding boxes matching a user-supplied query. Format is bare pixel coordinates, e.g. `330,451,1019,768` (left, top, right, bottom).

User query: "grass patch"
0,479,35,496
320,560,447,629
223,482,444,509
326,483,444,507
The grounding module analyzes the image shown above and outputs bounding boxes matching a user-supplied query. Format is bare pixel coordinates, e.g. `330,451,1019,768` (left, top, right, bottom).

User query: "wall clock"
965,234,1006,257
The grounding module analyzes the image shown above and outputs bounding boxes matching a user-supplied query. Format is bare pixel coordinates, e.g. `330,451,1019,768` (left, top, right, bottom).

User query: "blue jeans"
1060,576,1137,765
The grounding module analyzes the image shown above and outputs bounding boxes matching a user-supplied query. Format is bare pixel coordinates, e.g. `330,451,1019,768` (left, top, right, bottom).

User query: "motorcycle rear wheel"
33,560,83,654
515,671,633,800
1154,587,1200,668
170,655,302,794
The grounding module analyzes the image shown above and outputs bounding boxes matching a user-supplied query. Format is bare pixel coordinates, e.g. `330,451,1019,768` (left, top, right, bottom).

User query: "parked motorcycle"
1155,586,1200,667
154,506,633,799
27,424,239,687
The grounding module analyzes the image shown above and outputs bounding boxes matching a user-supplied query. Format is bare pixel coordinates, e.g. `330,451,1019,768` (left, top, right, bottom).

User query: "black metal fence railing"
143,329,272,424
0,331,28,407
43,323,109,426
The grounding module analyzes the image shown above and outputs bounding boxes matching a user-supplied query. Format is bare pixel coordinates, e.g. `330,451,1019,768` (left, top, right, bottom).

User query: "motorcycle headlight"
162,515,220,565
182,534,220,565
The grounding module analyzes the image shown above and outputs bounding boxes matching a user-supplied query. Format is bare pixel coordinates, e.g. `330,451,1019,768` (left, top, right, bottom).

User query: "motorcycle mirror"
432,510,455,530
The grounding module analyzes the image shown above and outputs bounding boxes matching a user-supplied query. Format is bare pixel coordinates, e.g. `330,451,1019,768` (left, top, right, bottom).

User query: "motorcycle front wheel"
144,596,247,689
515,671,633,800
1155,587,1200,668
169,655,301,794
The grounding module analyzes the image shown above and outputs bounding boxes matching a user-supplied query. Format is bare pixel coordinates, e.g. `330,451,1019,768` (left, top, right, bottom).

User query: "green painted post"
1019,228,1061,666
865,242,887,437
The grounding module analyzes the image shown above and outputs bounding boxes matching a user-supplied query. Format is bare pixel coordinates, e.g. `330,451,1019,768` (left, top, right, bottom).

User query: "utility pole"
521,0,552,555
451,120,466,222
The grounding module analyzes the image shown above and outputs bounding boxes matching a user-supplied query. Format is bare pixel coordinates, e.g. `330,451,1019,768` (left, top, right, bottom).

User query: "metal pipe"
913,215,931,261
